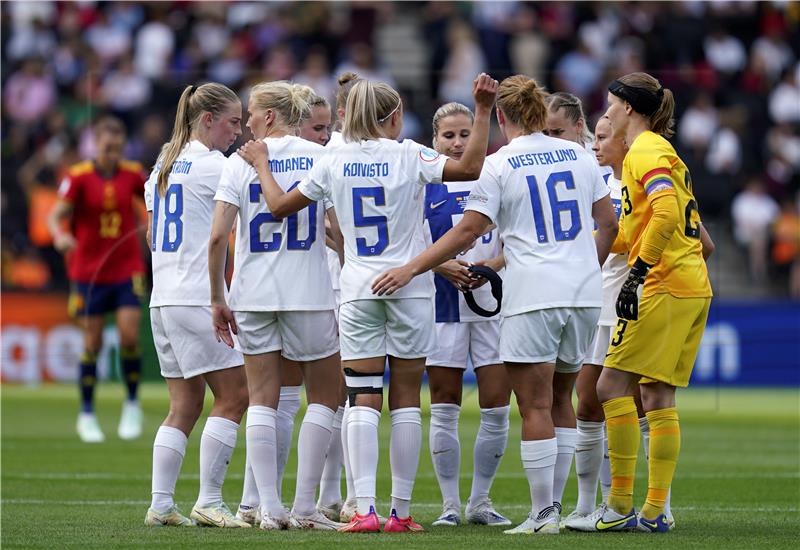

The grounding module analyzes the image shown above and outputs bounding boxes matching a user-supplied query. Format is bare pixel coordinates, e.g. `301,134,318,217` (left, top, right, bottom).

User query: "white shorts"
339,298,434,361
500,307,600,373
234,310,339,361
426,320,501,369
151,306,243,379
585,324,613,366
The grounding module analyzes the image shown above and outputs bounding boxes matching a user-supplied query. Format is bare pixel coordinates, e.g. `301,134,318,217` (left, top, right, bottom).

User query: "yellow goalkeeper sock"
602,396,639,514
641,407,680,520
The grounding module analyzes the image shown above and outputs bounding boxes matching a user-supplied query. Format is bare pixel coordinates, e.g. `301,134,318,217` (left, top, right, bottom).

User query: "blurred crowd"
2,1,799,296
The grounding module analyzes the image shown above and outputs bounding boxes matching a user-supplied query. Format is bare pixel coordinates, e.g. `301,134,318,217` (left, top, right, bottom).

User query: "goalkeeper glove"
616,257,651,321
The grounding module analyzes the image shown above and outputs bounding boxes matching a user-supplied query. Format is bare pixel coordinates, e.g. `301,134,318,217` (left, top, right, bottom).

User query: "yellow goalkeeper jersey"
619,131,712,298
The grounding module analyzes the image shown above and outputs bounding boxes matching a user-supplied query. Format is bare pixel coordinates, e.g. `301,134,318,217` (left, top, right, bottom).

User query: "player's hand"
212,302,239,348
54,232,77,254
472,73,499,111
372,265,415,296
238,140,270,171
434,259,474,290
616,258,650,321
467,259,495,290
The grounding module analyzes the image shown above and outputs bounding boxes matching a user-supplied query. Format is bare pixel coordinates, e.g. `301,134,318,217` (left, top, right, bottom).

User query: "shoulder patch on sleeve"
419,147,441,163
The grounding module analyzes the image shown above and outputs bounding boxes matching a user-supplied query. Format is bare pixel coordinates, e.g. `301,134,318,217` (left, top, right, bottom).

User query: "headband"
463,265,503,318
608,80,664,116
378,100,402,123
189,84,197,95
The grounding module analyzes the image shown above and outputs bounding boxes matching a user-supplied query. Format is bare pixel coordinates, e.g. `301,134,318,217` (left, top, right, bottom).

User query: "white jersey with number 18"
466,133,609,316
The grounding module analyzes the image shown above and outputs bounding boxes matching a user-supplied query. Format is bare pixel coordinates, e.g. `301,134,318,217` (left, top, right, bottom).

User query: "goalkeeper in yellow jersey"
591,72,712,533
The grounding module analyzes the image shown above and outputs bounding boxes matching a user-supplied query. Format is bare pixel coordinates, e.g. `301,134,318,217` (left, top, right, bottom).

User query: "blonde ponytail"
496,75,548,134
342,80,401,142
249,81,310,130
158,83,239,196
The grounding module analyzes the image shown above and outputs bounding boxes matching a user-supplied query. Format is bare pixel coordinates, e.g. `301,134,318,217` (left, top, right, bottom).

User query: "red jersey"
58,160,146,283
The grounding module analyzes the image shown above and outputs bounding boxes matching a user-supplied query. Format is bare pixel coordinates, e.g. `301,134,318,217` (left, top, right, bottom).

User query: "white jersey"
145,140,225,307
599,173,629,325
327,130,344,148
424,180,503,322
466,133,609,316
214,135,335,311
299,138,447,303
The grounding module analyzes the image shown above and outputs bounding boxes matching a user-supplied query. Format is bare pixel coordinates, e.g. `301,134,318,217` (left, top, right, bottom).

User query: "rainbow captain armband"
641,168,674,196
464,265,503,318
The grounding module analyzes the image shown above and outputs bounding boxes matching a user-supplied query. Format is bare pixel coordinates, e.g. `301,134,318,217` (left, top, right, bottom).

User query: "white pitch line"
2,499,797,514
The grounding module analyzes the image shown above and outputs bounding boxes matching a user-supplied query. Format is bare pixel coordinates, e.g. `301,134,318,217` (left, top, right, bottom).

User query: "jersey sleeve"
405,140,447,185
143,167,157,211
213,155,244,206
465,160,501,224
297,156,330,202
629,139,677,201
57,173,80,203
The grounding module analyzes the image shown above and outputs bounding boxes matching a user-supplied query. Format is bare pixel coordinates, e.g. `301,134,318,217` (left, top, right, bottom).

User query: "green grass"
2,384,799,548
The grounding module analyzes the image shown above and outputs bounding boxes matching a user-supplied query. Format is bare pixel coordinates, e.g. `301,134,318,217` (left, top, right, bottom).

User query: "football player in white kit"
143,83,250,528
542,92,613,517
294,86,349,520
208,81,343,530
423,102,512,528
238,74,499,533
372,75,619,535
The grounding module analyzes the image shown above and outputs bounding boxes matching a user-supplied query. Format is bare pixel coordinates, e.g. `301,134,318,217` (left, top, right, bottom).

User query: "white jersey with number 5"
299,138,448,303
465,133,609,316
214,135,334,311
145,140,225,307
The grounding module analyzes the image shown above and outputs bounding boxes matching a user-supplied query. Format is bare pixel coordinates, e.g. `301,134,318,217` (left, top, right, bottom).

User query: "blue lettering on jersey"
170,160,192,175
343,162,389,178
507,148,578,170
268,157,313,173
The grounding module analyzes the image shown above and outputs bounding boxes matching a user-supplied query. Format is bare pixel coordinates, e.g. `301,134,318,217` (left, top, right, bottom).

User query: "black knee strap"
343,368,383,407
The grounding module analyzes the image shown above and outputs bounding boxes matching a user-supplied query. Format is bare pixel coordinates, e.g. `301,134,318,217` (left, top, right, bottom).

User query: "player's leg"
116,302,143,440
382,297,434,532
636,385,673,527
276,358,303,499
425,321,466,526
466,320,512,526
551,369,579,517
317,376,346,520
76,310,105,442
337,299,386,533
426,364,464,525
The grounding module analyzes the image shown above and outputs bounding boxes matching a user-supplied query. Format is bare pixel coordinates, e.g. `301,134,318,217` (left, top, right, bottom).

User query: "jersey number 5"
526,170,582,242
353,187,388,256
151,184,183,252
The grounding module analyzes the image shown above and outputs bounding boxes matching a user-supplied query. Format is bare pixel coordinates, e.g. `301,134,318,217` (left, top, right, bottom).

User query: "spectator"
704,27,747,76
772,197,800,298
85,10,132,65
554,32,604,98
751,28,795,82
3,57,56,124
334,42,395,86
102,56,152,116
134,12,174,80
769,64,800,124
679,93,719,152
732,179,780,283
439,19,486,105
294,48,335,104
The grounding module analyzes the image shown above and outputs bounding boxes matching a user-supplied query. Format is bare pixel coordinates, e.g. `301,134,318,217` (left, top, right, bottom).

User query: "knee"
220,385,249,420
430,387,460,405
167,398,204,428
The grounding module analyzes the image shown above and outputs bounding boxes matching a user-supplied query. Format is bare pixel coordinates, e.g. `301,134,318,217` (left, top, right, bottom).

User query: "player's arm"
325,207,345,267
238,141,313,218
372,211,492,296
208,201,240,347
441,74,498,182
48,199,77,253
592,194,619,266
699,223,714,260
145,211,153,251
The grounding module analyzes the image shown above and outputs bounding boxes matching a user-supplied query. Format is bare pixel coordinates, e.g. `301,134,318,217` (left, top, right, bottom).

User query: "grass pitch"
2,384,798,549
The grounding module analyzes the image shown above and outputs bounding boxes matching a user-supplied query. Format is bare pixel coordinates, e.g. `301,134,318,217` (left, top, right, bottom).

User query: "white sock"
151,426,187,513
521,437,558,518
600,428,611,502
292,404,335,516
341,403,355,502
276,385,301,498
640,415,672,517
318,406,344,506
196,416,238,508
429,403,461,511
469,405,509,504
348,406,380,516
553,427,578,508
246,406,283,517
574,420,604,514
240,455,259,509
390,407,422,519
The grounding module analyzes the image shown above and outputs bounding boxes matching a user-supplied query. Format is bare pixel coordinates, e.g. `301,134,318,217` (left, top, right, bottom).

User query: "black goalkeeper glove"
616,257,651,321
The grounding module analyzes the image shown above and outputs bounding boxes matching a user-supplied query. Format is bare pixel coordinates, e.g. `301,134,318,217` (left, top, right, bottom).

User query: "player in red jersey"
48,116,148,443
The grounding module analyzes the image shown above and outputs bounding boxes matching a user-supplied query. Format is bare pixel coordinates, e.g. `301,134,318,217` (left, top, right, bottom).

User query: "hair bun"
520,79,538,100
338,72,360,86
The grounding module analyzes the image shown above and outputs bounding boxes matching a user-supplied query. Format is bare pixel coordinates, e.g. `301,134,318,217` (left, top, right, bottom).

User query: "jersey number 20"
526,170,582,242
249,182,317,252
151,184,183,252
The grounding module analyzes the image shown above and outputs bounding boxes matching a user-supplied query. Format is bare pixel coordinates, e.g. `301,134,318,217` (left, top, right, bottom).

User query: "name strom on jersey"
465,133,610,317
145,141,228,307
214,135,335,311
298,138,448,303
